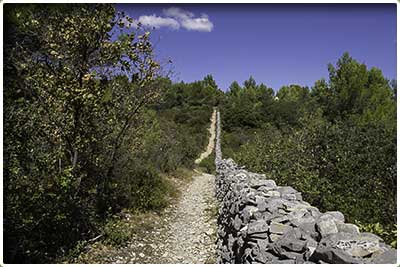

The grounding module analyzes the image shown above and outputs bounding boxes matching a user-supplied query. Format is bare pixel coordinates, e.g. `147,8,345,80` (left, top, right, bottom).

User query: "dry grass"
63,168,195,263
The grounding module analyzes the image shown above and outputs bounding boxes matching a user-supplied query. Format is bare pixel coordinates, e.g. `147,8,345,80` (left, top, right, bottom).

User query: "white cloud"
181,16,214,32
163,7,194,20
163,7,214,32
126,7,214,32
137,14,180,30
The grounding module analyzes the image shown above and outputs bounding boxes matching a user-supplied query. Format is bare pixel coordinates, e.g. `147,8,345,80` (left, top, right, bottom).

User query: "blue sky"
116,4,396,91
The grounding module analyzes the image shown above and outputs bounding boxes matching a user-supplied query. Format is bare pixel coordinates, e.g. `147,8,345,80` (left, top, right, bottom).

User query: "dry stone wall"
214,111,397,264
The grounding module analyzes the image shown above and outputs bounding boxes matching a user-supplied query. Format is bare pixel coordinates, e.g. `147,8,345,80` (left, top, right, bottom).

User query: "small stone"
282,194,297,201
359,232,383,242
348,243,379,257
316,218,338,237
269,233,282,242
270,214,289,224
287,208,308,220
257,238,270,251
306,238,318,249
295,192,303,201
336,223,360,234
281,239,307,252
265,190,281,198
291,216,316,227
277,186,297,195
298,222,319,240
228,234,236,248
269,222,292,235
371,248,397,264
259,186,278,193
311,245,362,264
241,206,259,223
266,198,285,212
256,196,268,212
249,179,276,189
284,202,311,212
235,171,249,181
307,206,321,217
254,250,274,263
249,231,270,239
324,211,345,223
233,214,242,231
248,220,269,234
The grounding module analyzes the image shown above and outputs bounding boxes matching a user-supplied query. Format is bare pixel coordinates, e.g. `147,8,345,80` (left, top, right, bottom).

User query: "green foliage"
356,221,397,247
198,153,216,174
4,3,217,261
313,52,396,125
221,78,275,131
4,6,395,261
102,219,135,247
117,164,173,211
233,112,396,245
222,53,396,247
3,3,162,263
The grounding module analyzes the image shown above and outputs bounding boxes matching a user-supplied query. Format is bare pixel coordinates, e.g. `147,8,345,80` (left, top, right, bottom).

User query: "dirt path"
154,107,218,263
195,108,217,164
156,171,217,263
74,109,218,264
129,108,218,263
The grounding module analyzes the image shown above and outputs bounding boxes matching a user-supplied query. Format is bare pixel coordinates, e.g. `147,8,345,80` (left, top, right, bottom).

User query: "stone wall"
214,111,397,264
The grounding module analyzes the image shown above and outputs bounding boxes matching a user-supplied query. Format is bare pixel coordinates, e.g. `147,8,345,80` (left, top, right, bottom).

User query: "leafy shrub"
356,221,397,248
232,112,396,245
198,153,216,174
102,219,134,247
129,166,173,211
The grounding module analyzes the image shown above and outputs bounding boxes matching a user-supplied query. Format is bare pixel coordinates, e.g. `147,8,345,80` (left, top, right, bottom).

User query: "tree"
4,4,160,262
276,85,309,102
243,76,257,90
318,53,396,126
203,74,218,90
228,81,242,96
223,53,397,246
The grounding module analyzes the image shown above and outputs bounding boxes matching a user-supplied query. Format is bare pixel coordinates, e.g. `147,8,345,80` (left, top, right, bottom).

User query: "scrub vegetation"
3,3,396,263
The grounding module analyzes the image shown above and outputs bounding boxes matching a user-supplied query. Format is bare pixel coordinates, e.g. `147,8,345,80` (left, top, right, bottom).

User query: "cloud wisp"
138,14,180,30
127,7,214,32
163,7,214,32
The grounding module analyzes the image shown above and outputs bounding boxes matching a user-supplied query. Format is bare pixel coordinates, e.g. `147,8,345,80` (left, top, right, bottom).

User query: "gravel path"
158,171,217,263
156,107,218,263
195,108,217,164
128,107,218,263
74,109,218,264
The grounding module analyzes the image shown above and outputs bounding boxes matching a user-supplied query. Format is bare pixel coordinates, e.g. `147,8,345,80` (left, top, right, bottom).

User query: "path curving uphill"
117,109,218,263
149,107,218,263
195,108,217,164
74,109,218,264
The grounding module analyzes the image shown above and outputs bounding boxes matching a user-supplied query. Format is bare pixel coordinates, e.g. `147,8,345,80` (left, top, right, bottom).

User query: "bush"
103,219,134,247
112,163,174,212
232,112,396,245
197,153,216,174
